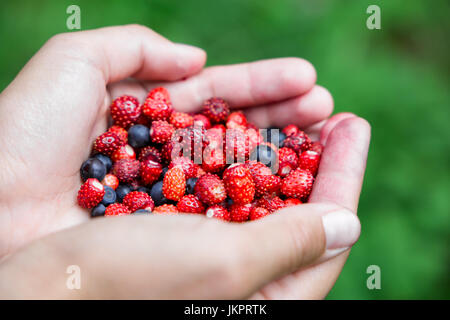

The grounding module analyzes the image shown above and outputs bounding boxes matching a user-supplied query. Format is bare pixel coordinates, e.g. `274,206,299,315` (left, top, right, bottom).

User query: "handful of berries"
77,87,322,221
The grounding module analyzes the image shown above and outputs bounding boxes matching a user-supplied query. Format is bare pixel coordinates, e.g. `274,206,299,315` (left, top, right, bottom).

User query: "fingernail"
320,209,360,260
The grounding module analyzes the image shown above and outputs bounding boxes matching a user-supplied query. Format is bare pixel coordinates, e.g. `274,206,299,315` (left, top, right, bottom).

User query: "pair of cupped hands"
0,25,370,299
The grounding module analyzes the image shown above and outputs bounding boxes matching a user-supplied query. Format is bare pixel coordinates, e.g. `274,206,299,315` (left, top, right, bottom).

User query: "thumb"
237,203,361,292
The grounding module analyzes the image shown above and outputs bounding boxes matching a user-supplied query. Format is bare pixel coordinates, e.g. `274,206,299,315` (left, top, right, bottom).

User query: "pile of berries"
77,87,322,221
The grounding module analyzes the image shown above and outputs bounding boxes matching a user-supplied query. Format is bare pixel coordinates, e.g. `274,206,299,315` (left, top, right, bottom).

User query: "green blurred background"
0,0,448,299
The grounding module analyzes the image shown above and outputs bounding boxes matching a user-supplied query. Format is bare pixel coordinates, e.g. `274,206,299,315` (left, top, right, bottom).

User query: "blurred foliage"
0,0,449,299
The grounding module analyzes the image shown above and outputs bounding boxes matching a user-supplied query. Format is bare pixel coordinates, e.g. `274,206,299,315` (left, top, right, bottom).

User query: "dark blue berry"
101,186,117,206
133,209,151,215
161,167,169,179
264,127,286,146
91,204,106,217
93,154,112,172
185,177,198,194
250,145,278,174
150,181,169,206
128,124,150,148
137,186,151,195
80,158,106,181
116,184,132,202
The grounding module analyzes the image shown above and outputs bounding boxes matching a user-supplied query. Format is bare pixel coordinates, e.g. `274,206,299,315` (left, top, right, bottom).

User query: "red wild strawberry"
282,124,299,137
77,178,105,209
105,203,131,216
195,166,207,178
223,164,255,205
250,207,270,220
170,111,194,129
122,191,155,212
229,203,252,222
111,144,136,162
169,156,196,179
205,127,224,149
298,150,321,176
202,147,225,173
245,161,281,197
143,87,173,121
257,195,285,213
153,204,178,215
140,156,163,185
147,87,170,101
111,159,140,183
224,129,250,163
102,174,119,190
108,125,128,144
284,198,302,207
226,111,247,130
160,141,183,164
162,166,186,201
110,95,141,128
138,146,162,163
194,173,227,206
211,124,226,136
205,205,230,221
150,120,175,144
277,147,298,177
202,97,230,123
282,130,311,154
177,195,205,214
309,141,324,155
93,132,124,156
193,114,211,129
281,168,314,200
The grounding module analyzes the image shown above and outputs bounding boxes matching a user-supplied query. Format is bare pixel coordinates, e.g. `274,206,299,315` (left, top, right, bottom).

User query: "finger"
38,24,206,83
143,57,317,111
233,203,360,296
310,116,371,212
320,112,357,145
243,85,334,129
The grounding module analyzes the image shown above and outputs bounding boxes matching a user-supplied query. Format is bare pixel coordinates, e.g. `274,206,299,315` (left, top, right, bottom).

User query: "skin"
0,25,370,299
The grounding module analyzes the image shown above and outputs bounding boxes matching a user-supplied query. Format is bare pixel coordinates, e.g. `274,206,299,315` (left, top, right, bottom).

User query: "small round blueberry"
91,204,106,217
137,186,151,195
128,124,150,148
185,177,198,194
101,186,117,206
93,154,112,172
116,184,132,202
80,158,107,181
133,209,151,215
150,181,169,206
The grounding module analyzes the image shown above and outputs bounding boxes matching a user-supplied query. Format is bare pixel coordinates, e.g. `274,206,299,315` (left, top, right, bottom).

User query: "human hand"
0,25,370,299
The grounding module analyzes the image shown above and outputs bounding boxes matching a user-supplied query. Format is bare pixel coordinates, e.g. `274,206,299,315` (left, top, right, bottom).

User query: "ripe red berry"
77,178,105,209
93,132,124,156
229,203,252,222
105,203,131,216
298,150,321,176
138,146,162,162
111,159,141,183
102,174,119,190
122,191,154,212
162,166,186,201
205,205,230,221
143,87,173,121
108,125,128,145
177,195,205,214
245,161,281,197
277,147,299,177
150,120,175,144
281,168,314,200
111,144,136,162
193,114,211,129
282,124,299,137
282,130,311,154
223,164,255,205
194,173,227,206
249,207,270,220
140,156,163,185
169,111,194,129
202,97,230,123
202,147,225,173
153,204,178,215
309,141,324,155
169,156,196,179
257,195,285,213
226,111,247,130
110,95,141,128
284,198,302,207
